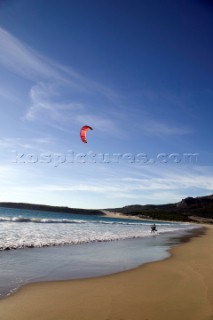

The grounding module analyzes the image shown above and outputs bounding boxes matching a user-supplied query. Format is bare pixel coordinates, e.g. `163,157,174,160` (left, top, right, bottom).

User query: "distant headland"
0,202,103,216
106,194,213,223
0,194,212,223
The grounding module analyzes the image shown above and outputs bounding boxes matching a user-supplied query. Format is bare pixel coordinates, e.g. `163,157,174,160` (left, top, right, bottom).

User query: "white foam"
0,215,197,251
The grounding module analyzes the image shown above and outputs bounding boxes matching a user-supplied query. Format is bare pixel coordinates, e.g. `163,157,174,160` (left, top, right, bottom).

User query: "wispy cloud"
0,27,120,97
56,64,119,101
0,161,212,206
138,118,193,136
75,114,120,133
25,82,119,134
0,86,18,103
0,28,63,82
26,83,84,122
0,27,193,139
0,137,54,152
0,26,122,135
122,173,213,191
10,164,212,199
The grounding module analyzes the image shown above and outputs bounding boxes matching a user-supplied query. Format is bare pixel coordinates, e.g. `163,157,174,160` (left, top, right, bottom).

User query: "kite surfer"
151,223,157,233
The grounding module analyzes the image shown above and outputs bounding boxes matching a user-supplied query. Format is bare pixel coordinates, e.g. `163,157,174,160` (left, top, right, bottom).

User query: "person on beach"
151,223,157,233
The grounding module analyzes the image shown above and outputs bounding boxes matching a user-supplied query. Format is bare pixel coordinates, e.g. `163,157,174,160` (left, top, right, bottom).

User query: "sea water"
0,207,202,298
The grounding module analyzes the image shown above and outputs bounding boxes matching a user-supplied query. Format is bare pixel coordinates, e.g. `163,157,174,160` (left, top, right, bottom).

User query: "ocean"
0,207,202,298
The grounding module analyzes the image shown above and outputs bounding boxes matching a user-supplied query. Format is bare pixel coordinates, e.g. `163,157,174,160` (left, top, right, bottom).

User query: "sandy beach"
102,210,151,221
101,210,141,220
0,225,213,320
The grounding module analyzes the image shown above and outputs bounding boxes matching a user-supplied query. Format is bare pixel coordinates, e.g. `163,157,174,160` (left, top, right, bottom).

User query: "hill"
106,194,213,222
0,202,103,216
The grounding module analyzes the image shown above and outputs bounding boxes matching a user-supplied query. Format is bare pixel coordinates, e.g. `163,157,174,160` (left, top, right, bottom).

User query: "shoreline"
0,226,212,319
0,226,199,298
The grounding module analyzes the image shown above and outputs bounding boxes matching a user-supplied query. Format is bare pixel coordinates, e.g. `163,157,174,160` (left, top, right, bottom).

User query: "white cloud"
122,174,213,191
0,27,122,135
75,114,120,134
25,82,119,135
0,27,192,140
0,27,119,98
26,82,84,122
0,160,212,206
139,118,193,136
0,137,54,152
0,86,18,103
0,27,63,82
9,164,212,199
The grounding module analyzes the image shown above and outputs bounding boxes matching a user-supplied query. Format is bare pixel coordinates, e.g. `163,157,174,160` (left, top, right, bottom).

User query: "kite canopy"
80,125,93,143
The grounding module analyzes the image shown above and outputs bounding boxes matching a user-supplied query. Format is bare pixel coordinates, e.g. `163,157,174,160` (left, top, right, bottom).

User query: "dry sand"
0,226,213,320
101,210,139,219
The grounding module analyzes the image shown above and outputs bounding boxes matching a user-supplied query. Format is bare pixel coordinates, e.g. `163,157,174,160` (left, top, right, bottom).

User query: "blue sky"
0,0,212,208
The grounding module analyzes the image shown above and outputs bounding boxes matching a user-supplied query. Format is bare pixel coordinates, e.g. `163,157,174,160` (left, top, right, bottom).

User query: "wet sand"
0,226,212,320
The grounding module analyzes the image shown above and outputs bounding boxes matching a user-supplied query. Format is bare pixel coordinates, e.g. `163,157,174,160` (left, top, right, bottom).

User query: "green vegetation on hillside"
107,195,213,222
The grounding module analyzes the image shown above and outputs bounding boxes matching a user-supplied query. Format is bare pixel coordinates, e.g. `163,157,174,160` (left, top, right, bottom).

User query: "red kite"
80,125,93,143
